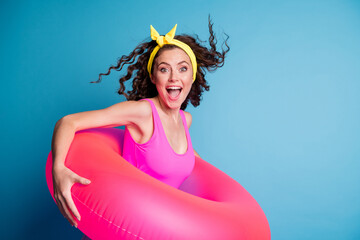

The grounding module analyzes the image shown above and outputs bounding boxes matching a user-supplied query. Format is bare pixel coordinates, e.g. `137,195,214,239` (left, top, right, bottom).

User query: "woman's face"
151,47,193,110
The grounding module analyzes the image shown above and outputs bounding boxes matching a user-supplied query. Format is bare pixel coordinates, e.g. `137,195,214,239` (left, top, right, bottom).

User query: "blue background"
1,0,359,239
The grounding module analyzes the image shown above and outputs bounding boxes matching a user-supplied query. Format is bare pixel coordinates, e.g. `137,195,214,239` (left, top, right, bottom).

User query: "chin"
165,99,183,109
159,94,184,110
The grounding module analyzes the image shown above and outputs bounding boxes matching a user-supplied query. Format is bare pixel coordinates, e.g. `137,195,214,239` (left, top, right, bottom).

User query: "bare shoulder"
183,111,193,128
119,100,153,142
134,100,153,123
109,100,152,123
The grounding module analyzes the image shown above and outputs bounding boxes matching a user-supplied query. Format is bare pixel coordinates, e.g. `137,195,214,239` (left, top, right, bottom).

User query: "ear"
150,75,156,85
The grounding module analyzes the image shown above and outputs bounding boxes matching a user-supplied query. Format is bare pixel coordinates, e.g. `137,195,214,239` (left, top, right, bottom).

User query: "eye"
160,67,169,73
179,66,187,72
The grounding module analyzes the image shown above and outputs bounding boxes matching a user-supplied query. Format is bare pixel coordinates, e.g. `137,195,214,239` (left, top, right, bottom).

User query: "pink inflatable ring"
45,128,271,239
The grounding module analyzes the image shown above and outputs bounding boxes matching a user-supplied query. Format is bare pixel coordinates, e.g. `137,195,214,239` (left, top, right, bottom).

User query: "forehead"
154,47,191,64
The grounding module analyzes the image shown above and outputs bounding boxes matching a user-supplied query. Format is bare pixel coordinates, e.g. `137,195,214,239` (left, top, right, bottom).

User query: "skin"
51,47,200,228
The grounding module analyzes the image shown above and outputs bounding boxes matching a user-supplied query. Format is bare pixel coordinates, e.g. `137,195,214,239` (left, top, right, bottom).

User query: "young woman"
51,19,229,232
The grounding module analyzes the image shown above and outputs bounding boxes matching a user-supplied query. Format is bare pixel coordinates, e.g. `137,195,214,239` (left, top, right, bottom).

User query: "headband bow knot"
147,24,197,81
150,25,176,47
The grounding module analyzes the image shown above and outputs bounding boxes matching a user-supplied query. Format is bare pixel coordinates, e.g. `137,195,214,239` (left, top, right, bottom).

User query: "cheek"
184,84,193,96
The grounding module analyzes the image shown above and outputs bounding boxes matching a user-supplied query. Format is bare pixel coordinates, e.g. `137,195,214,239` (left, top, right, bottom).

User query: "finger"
59,195,77,227
64,194,81,221
58,196,74,226
55,197,67,219
76,177,91,185
55,194,68,217
56,196,73,226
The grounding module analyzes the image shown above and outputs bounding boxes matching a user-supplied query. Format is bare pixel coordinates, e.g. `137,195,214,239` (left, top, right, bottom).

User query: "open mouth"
166,86,182,99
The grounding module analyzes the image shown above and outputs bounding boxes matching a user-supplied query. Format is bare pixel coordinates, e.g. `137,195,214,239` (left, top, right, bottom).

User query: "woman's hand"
52,164,91,227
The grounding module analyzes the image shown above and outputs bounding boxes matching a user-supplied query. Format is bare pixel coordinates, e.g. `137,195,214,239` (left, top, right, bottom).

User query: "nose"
168,69,179,82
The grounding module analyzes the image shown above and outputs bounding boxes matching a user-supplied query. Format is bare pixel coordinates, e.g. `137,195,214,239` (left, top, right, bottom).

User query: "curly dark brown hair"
92,17,229,110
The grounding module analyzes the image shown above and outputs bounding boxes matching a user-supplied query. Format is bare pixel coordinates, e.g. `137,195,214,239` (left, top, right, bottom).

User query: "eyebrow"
157,61,190,67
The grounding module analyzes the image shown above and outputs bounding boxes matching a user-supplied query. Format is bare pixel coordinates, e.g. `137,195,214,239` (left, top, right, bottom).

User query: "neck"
154,96,181,121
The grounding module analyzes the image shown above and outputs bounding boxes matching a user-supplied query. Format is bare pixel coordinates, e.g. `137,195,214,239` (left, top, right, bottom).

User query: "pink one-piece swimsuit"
122,98,195,189
81,99,195,239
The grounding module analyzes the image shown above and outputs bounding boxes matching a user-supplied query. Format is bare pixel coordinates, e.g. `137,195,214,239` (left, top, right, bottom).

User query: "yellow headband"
147,24,197,81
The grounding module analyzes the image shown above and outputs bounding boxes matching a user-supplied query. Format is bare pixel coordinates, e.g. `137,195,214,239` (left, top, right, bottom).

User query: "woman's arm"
51,100,151,227
52,100,150,167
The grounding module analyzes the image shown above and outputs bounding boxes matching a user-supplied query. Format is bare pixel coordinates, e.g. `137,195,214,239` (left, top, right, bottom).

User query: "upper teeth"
167,87,181,90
